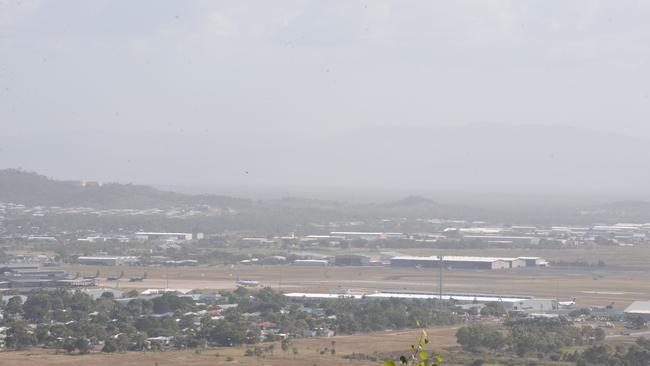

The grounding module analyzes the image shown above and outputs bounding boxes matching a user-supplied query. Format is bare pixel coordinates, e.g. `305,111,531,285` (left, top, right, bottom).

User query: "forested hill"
0,169,252,209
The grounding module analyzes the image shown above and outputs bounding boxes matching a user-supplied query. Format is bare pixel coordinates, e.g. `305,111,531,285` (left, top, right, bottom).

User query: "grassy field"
0,325,460,366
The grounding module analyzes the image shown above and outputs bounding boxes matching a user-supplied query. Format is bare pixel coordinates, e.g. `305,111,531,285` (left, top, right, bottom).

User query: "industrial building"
285,290,558,312
518,257,549,267
333,254,371,266
163,259,199,266
293,259,329,267
134,232,203,241
260,256,287,265
390,255,546,270
329,232,406,241
0,265,94,292
624,301,650,321
76,256,140,266
461,235,540,246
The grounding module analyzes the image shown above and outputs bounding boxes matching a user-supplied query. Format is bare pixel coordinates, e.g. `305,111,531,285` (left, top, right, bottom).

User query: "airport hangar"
390,255,543,270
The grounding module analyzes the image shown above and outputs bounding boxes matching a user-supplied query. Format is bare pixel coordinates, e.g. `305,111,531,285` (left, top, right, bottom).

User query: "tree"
62,338,76,354
5,322,37,350
5,296,23,315
624,345,650,366
281,338,292,355
23,293,52,322
456,325,504,352
582,345,611,364
100,291,115,299
102,339,118,353
74,337,92,354
480,302,506,317
116,334,130,352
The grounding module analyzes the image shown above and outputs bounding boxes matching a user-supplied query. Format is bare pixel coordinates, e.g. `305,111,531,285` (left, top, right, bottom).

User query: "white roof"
329,232,403,235
391,255,518,263
284,292,530,303
136,232,192,236
625,301,650,314
294,259,328,263
77,256,138,260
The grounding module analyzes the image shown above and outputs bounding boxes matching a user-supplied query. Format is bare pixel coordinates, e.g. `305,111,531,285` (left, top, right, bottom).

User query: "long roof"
391,255,521,263
136,232,192,236
625,301,650,314
284,291,532,303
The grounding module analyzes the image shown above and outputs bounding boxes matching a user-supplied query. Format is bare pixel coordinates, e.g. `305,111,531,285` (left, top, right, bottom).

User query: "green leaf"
436,355,444,363
400,355,408,364
424,337,429,344
419,351,429,360
410,344,415,350
385,360,396,366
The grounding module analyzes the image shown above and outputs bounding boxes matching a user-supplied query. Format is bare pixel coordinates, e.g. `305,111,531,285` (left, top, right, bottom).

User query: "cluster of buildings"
434,223,650,247
5,200,650,249
235,223,650,249
77,231,204,244
0,201,229,231
0,230,205,246
0,264,95,293
75,256,198,267
235,252,548,270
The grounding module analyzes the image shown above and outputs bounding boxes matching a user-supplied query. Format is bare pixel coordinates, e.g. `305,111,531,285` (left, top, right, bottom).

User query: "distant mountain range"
2,169,650,227
0,169,251,209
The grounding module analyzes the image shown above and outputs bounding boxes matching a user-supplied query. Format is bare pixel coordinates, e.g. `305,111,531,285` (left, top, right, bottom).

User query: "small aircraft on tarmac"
107,271,124,281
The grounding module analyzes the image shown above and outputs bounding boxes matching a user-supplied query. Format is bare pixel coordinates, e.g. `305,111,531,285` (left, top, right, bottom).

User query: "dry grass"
0,326,459,366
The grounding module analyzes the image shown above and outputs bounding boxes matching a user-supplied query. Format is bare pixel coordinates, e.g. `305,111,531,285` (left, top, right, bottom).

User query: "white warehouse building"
390,255,547,270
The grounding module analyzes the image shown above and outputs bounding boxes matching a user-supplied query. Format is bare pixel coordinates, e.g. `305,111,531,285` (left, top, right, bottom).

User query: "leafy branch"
384,321,443,366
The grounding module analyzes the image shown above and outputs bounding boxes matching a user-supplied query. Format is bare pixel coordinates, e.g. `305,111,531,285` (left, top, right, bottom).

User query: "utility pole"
438,255,443,304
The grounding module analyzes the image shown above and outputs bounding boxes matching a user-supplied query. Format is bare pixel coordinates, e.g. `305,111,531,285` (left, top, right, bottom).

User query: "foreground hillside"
0,326,460,366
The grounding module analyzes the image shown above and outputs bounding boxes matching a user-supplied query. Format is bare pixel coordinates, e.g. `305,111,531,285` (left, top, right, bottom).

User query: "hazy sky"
2,1,650,198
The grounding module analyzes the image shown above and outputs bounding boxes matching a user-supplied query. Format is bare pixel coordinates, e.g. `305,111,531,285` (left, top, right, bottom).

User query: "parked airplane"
83,270,100,280
129,272,147,282
107,270,124,281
